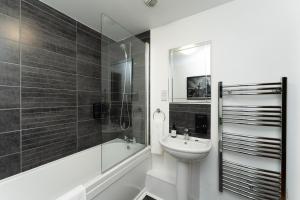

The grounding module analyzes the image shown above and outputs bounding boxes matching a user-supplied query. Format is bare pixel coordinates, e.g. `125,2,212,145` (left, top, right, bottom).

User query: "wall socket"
161,90,168,101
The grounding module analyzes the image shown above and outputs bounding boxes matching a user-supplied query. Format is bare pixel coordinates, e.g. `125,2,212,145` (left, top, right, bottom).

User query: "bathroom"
0,0,299,200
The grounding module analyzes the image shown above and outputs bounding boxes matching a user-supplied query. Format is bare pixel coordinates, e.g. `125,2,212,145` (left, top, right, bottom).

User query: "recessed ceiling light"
144,0,158,8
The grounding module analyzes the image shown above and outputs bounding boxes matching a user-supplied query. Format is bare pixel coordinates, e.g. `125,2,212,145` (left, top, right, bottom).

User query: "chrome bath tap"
183,128,190,141
124,136,136,143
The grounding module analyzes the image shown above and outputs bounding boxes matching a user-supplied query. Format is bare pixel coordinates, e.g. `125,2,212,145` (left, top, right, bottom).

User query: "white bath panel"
145,171,176,200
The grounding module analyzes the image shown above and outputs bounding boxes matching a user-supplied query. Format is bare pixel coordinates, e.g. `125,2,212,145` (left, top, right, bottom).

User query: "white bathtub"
0,139,151,200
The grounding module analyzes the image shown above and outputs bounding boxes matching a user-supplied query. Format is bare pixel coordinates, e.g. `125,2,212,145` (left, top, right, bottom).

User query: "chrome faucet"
183,128,190,141
124,136,136,143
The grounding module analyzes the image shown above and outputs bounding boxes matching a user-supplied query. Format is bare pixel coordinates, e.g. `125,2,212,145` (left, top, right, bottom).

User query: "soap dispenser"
171,122,177,138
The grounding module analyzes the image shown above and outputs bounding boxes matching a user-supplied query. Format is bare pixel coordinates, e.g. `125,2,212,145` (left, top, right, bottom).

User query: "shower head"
120,43,128,59
120,43,126,50
144,0,158,8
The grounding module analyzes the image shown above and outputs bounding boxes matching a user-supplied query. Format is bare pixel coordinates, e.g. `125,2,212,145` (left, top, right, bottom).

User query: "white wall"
150,0,300,199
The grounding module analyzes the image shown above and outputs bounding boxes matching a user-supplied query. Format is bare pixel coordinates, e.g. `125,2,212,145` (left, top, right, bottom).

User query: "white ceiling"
41,0,233,36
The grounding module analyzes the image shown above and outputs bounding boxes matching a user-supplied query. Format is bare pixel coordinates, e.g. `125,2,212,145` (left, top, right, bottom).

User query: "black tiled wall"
0,0,105,179
136,31,150,44
169,104,211,139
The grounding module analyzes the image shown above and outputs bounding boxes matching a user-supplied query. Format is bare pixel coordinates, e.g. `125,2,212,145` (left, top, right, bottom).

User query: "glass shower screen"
100,14,148,171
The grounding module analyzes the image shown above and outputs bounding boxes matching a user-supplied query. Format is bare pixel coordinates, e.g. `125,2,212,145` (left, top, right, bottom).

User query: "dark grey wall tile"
0,62,20,86
78,105,94,121
0,0,20,19
22,87,76,108
78,91,101,106
0,153,20,179
77,44,101,65
78,133,101,151
135,31,150,44
133,66,145,79
77,75,101,92
0,109,20,133
22,0,76,26
77,59,101,78
102,132,120,144
22,123,76,150
21,1,76,41
0,13,19,41
77,24,101,52
78,120,101,138
21,24,76,57
22,107,76,129
22,66,76,90
77,23,101,39
21,45,76,74
169,103,211,139
0,86,20,109
22,138,76,171
0,131,20,156
0,38,19,64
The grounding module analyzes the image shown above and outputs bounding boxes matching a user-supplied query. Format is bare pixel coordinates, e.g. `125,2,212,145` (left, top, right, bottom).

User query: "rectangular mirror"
169,41,211,103
169,42,211,139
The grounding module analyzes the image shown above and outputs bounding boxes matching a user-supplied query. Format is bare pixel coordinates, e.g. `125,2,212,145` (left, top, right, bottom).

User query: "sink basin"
159,135,212,161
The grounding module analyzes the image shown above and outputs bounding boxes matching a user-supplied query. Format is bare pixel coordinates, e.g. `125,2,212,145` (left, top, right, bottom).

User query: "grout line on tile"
75,21,79,151
19,0,23,172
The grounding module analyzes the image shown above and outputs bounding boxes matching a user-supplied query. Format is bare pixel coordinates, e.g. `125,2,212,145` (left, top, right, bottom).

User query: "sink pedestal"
159,135,212,200
176,160,190,200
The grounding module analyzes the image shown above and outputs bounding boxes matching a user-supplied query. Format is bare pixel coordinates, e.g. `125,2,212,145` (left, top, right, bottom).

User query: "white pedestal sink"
160,135,212,200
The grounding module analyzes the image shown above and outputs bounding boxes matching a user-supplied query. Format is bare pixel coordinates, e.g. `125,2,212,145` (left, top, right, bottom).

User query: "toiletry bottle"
171,122,177,138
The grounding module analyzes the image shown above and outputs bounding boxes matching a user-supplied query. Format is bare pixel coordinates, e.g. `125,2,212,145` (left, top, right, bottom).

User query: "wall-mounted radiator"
218,77,287,200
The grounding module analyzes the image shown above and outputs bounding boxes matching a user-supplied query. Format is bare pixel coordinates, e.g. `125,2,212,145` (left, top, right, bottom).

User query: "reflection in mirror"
169,42,211,139
170,42,211,103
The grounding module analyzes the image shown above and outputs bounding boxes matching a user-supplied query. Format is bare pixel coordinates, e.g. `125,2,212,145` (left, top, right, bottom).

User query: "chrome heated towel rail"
218,77,287,200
